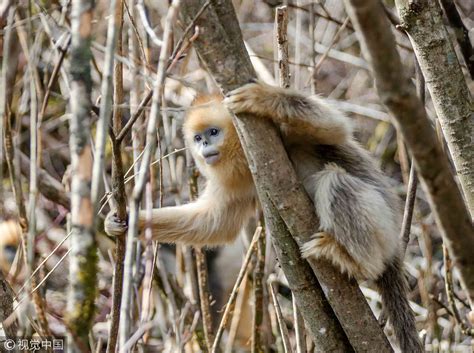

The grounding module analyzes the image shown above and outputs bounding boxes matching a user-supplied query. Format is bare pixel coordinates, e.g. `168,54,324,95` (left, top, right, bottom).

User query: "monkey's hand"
224,81,289,122
104,211,128,237
226,81,352,145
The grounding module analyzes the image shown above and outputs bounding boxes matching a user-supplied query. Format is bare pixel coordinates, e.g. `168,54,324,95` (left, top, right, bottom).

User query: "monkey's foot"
300,232,331,259
301,232,365,279
104,211,128,237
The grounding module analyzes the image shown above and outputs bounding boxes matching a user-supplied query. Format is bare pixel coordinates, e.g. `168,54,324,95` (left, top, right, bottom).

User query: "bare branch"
67,0,98,349
344,0,474,309
395,0,474,215
105,1,127,352
269,281,293,353
275,6,290,88
439,0,474,79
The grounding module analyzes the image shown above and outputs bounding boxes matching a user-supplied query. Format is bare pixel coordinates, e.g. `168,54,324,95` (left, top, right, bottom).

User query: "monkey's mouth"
203,152,220,165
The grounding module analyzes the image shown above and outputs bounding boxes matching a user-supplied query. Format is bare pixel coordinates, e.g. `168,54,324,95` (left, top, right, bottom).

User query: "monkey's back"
287,141,397,204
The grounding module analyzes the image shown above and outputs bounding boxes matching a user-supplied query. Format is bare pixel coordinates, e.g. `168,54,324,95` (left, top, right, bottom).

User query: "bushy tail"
376,257,423,353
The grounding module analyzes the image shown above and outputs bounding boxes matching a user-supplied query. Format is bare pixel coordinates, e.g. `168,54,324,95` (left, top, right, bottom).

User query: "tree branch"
67,0,98,349
344,0,474,309
439,0,474,79
395,0,474,215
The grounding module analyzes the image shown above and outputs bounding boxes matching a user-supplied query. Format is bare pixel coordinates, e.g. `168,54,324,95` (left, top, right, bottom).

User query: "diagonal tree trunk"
180,1,393,351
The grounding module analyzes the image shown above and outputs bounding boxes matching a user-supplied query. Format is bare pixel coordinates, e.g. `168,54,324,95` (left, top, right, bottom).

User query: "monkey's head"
0,220,21,275
184,95,244,176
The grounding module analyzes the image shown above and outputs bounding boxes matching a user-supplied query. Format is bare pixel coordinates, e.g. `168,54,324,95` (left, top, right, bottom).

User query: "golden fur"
134,94,256,246
105,82,422,352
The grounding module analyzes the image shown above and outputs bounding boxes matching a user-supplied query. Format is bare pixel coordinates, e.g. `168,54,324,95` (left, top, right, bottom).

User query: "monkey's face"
184,96,236,169
192,126,225,165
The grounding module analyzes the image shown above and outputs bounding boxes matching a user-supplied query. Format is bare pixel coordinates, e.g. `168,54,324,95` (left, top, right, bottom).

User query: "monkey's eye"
210,128,219,136
194,135,202,143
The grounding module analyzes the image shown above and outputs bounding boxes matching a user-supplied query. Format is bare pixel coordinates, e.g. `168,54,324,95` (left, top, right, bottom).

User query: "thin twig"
14,231,72,300
91,0,119,210
122,0,148,66
187,162,214,350
313,16,350,75
105,1,127,352
116,89,153,142
211,227,263,353
24,13,52,335
401,163,418,255
136,0,163,47
195,248,214,352
293,0,302,89
170,0,211,61
293,293,307,353
38,37,70,127
224,274,249,353
276,6,290,88
400,57,423,255
443,246,474,336
156,251,183,352
251,228,266,353
0,5,18,220
309,2,316,93
439,0,474,79
269,281,293,353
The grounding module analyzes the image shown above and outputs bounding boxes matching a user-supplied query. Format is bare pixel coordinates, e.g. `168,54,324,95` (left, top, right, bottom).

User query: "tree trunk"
67,0,98,351
395,0,474,215
344,0,474,309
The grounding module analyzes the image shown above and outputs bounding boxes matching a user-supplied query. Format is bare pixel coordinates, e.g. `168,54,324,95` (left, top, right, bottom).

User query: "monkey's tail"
375,256,423,353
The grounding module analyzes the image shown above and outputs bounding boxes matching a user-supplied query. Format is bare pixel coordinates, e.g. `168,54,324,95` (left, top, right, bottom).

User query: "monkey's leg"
301,232,364,277
225,81,351,144
301,163,400,280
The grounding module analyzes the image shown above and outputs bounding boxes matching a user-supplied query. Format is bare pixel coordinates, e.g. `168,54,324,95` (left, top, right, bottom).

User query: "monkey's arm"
139,198,248,245
225,82,352,145
105,189,254,246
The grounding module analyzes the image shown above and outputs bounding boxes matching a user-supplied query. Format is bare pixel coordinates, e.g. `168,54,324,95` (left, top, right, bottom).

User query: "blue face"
193,126,224,165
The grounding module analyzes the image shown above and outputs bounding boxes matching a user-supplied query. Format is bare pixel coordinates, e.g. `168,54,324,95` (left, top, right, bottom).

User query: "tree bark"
67,0,98,351
343,0,474,309
180,1,393,351
395,0,474,215
439,0,474,79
